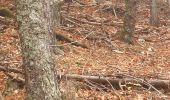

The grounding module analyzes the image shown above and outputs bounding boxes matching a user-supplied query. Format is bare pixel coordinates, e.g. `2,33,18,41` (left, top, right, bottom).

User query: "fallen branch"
59,74,170,91
74,0,86,5
54,31,88,48
5,73,25,88
67,16,122,27
0,65,23,74
0,65,169,92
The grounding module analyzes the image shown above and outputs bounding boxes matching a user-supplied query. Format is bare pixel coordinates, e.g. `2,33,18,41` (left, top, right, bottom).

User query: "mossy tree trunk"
120,0,137,44
150,0,160,26
16,0,62,100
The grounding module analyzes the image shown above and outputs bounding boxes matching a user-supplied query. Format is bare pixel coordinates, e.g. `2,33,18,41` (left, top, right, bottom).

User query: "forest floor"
0,0,170,100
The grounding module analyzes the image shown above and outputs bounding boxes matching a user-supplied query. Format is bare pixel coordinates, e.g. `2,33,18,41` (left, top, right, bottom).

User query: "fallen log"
0,65,169,92
59,74,170,92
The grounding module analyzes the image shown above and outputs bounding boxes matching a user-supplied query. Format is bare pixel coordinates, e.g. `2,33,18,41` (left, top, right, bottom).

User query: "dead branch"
54,31,88,48
0,66,25,88
0,65,170,92
74,0,86,5
59,74,170,91
0,65,23,74
5,73,25,87
67,16,122,27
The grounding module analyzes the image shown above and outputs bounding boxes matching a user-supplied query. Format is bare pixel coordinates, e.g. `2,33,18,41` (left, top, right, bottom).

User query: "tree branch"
0,65,169,92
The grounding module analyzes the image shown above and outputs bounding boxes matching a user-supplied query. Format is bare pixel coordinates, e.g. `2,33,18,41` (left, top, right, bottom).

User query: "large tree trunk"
120,0,137,44
16,0,61,100
150,0,160,26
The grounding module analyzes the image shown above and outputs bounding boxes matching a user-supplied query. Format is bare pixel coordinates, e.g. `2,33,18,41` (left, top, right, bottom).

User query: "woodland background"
0,0,170,99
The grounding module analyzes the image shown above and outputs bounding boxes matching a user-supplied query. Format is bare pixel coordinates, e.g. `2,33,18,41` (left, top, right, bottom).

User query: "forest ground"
0,0,170,99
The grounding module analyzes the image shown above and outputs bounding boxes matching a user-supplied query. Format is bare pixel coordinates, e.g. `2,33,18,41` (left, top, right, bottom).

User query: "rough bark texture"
16,0,61,100
121,0,137,44
150,0,160,26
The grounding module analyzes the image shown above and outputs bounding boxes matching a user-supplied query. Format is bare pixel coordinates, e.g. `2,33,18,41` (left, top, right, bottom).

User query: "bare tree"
120,0,137,44
150,0,160,26
16,0,62,99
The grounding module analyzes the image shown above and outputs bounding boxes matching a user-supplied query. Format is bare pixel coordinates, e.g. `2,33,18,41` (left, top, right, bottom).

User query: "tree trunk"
120,0,137,44
150,0,160,26
53,0,64,27
168,0,170,19
16,0,62,100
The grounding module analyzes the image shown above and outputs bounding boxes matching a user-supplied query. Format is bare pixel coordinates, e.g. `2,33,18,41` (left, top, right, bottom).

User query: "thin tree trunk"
16,0,61,100
168,0,170,19
150,0,160,26
53,0,64,27
120,0,137,44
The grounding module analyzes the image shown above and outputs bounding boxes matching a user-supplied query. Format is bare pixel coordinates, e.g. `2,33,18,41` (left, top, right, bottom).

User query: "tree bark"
168,0,170,19
16,0,62,100
120,0,137,44
53,0,64,27
150,0,160,26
